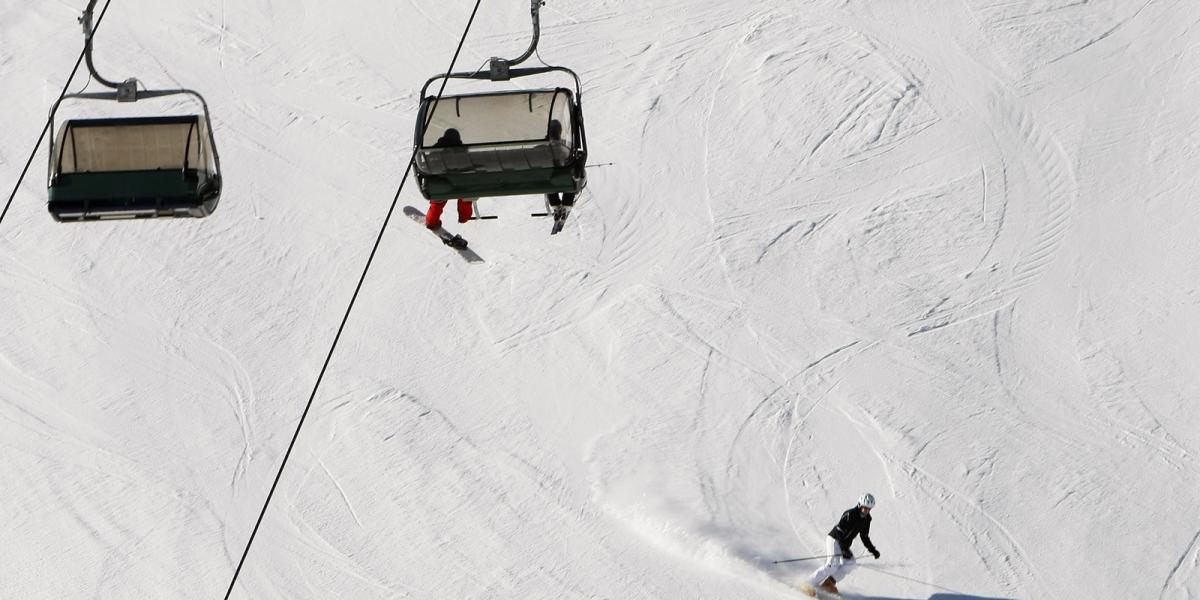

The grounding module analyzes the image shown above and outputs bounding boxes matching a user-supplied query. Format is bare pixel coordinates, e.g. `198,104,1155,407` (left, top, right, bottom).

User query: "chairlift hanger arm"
419,65,582,100
80,0,134,94
444,0,545,84
500,0,545,68
57,88,199,102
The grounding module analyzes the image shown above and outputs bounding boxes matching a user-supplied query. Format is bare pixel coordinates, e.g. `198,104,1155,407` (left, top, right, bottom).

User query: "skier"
804,493,881,596
425,128,477,229
544,119,574,218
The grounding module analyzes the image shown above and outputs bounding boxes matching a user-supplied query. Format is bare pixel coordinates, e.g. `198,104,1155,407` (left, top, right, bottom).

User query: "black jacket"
828,506,877,558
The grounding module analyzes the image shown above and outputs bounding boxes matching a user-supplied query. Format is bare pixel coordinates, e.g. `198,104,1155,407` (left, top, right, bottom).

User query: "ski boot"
818,576,839,595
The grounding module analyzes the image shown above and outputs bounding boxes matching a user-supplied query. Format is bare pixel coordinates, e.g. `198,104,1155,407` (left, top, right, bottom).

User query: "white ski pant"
809,536,856,585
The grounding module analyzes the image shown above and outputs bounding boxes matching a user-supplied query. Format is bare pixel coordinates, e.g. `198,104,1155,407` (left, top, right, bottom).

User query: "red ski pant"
426,199,475,226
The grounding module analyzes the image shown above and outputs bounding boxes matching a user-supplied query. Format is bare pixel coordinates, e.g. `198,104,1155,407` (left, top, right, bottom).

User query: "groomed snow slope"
2,0,1199,598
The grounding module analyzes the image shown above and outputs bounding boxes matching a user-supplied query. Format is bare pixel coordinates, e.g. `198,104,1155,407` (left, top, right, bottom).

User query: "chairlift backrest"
53,115,213,176
419,89,576,149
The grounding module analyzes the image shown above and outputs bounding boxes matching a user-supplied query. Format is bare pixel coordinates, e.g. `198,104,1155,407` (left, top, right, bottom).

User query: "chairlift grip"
482,0,546,80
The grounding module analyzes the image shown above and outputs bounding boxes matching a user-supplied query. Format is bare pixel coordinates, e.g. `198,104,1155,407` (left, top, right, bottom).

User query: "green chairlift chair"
413,85,586,201
45,0,223,222
48,111,222,221
411,0,587,204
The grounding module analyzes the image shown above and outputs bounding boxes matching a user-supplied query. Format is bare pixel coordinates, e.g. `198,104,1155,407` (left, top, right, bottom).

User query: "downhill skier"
802,493,881,596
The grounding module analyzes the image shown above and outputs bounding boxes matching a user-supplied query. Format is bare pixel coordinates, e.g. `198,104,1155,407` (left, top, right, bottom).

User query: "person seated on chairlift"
425,128,477,229
545,119,574,215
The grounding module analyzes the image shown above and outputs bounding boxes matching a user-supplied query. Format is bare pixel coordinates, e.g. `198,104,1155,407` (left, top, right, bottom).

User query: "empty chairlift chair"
44,0,224,223
48,114,222,221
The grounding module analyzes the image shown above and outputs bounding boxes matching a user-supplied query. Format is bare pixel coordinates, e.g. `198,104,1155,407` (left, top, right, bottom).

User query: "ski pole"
773,553,874,565
772,554,838,564
854,564,966,594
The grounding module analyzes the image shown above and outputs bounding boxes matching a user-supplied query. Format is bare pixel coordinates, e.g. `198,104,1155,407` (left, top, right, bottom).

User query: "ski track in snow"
1162,528,1200,599
3,0,1200,598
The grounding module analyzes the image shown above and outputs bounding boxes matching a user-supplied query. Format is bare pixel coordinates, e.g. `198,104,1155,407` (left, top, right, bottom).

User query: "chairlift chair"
45,2,223,222
411,0,588,202
413,77,587,201
48,96,223,222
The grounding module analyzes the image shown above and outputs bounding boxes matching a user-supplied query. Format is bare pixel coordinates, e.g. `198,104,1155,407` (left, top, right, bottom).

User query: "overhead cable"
221,1,486,597
0,0,116,229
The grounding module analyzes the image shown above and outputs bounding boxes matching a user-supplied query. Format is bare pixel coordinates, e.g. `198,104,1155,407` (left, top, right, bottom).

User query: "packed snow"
2,0,1199,598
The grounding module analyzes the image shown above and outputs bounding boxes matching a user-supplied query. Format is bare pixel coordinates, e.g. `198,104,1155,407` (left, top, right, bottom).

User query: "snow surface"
2,0,1199,598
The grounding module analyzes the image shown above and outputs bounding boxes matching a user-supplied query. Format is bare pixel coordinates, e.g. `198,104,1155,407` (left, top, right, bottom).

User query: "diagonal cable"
0,0,115,229
221,1,484,597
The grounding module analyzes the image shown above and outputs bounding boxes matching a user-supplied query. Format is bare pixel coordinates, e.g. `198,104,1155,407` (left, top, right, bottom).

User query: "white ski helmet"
858,493,876,509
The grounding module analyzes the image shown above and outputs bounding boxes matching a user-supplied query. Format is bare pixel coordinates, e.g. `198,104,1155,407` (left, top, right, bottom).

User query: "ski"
403,206,484,263
550,204,572,235
797,583,847,599
533,194,576,235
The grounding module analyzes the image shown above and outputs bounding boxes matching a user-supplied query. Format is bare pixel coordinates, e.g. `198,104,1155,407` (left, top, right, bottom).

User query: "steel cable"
0,0,115,229
221,1,485,597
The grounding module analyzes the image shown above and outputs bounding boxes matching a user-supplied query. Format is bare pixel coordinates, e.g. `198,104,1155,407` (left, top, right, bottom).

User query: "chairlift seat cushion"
417,141,572,175
416,140,581,200
420,167,581,200
48,169,219,220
